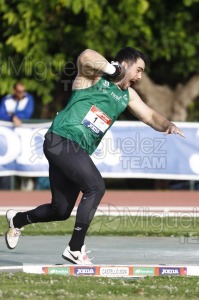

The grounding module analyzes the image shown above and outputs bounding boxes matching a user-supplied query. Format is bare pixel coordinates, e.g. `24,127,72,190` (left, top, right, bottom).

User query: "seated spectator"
0,82,34,126
0,82,34,190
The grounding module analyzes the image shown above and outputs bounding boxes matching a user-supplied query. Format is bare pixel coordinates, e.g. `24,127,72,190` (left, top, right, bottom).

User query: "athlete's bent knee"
56,209,71,221
50,204,71,221
98,178,106,193
97,180,106,198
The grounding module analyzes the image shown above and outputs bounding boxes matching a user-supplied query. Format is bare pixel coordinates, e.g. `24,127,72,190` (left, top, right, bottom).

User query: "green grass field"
0,215,199,237
0,273,199,300
1,215,199,299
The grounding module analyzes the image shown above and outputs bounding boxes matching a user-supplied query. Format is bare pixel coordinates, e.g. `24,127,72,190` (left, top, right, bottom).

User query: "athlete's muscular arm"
73,49,125,89
128,88,185,137
77,49,113,78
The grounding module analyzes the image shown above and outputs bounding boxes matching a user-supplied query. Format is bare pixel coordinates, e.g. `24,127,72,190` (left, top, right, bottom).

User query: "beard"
117,78,131,90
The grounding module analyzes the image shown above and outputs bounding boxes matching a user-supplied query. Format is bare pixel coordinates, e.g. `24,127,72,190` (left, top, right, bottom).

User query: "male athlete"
5,48,185,265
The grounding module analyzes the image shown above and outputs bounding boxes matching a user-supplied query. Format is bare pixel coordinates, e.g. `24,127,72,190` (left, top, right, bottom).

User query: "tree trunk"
135,73,199,121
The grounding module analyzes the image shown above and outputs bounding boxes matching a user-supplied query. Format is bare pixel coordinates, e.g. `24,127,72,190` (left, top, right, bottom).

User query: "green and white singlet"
48,76,130,154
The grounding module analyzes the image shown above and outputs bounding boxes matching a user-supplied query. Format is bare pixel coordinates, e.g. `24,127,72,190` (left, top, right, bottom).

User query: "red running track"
0,190,198,207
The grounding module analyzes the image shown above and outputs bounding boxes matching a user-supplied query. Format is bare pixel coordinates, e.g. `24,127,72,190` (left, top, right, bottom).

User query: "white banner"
0,120,199,180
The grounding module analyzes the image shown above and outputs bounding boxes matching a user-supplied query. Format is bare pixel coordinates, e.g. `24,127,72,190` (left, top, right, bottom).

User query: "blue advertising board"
0,120,199,179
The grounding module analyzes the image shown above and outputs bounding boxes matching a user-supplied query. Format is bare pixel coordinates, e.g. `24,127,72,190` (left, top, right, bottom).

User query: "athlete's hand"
164,124,185,138
108,61,126,82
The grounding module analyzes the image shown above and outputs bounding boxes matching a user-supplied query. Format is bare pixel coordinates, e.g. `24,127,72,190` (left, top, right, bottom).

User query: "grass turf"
0,273,199,300
0,215,199,237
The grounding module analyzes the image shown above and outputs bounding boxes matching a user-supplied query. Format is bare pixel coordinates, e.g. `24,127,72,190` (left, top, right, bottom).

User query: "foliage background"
0,0,199,119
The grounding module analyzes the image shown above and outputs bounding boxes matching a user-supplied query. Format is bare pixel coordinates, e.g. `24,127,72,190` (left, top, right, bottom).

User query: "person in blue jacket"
0,82,34,126
0,82,34,189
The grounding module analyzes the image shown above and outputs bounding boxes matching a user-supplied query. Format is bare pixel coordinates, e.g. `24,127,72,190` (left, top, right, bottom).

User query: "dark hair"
114,47,150,65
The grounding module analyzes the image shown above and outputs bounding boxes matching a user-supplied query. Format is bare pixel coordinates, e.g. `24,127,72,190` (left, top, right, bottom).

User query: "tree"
0,0,199,120
134,73,199,121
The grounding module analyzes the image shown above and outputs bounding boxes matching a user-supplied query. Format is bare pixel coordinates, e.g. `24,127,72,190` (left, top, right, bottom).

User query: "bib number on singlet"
82,105,112,136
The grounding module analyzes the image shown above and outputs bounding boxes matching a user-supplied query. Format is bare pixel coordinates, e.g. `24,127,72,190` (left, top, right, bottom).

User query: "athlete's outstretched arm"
128,87,185,137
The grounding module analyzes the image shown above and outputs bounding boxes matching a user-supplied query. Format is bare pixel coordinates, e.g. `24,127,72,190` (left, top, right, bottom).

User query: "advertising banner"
0,120,199,179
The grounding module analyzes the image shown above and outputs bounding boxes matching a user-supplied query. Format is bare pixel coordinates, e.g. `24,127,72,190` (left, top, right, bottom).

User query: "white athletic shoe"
5,210,21,250
62,245,93,265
